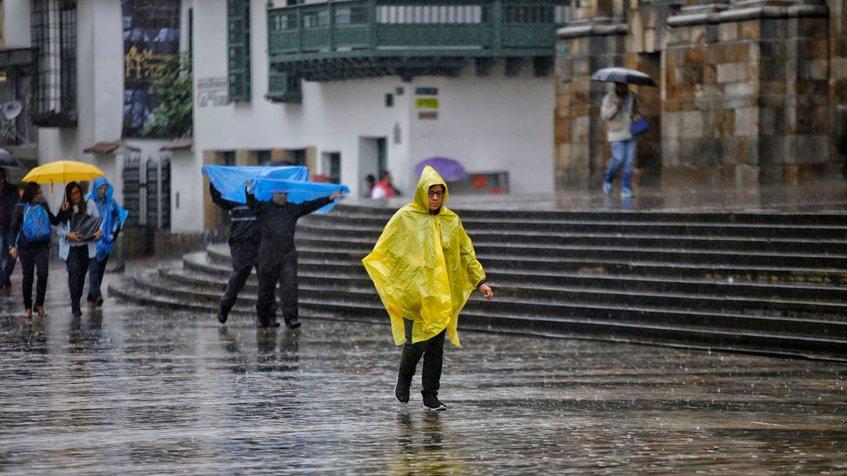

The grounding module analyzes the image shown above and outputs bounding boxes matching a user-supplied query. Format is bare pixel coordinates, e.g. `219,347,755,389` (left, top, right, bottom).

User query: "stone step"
201,247,847,288
300,215,847,240
161,266,847,321
184,253,847,307
287,235,847,269
295,223,847,254
331,204,847,226
109,272,847,360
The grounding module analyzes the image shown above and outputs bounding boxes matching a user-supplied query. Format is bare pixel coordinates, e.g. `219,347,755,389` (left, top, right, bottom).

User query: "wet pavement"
1,267,846,474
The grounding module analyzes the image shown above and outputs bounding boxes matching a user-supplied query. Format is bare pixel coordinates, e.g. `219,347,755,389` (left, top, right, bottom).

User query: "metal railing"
268,1,570,61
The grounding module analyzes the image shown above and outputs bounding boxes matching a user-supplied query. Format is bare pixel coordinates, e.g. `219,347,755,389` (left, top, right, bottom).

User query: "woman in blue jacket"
86,177,126,308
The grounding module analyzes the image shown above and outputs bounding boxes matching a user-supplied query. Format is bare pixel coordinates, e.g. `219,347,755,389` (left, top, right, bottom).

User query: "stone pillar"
664,0,831,187
830,0,847,176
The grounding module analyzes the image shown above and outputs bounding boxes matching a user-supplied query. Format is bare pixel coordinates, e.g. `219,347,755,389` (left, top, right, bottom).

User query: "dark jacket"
7,202,60,250
0,181,19,229
246,191,332,257
210,183,259,244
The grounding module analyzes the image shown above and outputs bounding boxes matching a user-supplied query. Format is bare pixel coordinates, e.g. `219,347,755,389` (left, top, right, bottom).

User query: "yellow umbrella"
22,160,105,184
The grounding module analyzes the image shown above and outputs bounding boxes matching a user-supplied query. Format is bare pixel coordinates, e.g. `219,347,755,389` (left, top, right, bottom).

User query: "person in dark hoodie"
0,168,20,289
210,181,260,324
246,181,344,328
8,182,61,318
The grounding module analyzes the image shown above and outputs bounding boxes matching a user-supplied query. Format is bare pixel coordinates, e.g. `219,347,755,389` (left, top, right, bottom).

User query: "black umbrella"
0,148,23,169
590,67,657,87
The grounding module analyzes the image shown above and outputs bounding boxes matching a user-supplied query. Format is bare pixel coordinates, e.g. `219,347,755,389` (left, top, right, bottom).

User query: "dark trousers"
87,254,109,302
0,230,16,286
220,239,258,313
256,249,298,327
398,319,446,395
20,246,49,310
66,246,90,315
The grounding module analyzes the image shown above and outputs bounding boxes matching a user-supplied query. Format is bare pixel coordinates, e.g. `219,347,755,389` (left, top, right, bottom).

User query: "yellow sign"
415,98,439,109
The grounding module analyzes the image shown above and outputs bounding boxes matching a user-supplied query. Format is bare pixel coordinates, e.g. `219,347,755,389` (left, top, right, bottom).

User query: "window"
31,0,77,126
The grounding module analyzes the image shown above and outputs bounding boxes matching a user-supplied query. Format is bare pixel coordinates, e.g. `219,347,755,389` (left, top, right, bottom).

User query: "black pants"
220,239,258,313
66,246,90,315
0,229,16,286
398,319,446,396
87,254,109,302
256,249,297,327
20,246,49,310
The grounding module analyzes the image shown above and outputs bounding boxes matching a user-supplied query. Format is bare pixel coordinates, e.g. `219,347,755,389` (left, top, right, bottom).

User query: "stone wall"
554,0,844,191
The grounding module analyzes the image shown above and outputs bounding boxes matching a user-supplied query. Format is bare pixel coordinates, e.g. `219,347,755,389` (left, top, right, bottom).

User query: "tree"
144,52,193,138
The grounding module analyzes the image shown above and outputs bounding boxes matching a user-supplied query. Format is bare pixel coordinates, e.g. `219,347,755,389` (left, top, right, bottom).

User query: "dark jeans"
0,230,16,286
256,249,297,327
398,319,446,396
220,239,258,313
87,254,109,302
66,246,90,315
20,246,49,310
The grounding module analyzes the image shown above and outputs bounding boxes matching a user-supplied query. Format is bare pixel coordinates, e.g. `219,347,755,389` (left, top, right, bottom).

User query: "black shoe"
395,376,411,403
71,309,82,319
95,297,104,308
284,316,301,329
217,306,228,324
422,392,446,411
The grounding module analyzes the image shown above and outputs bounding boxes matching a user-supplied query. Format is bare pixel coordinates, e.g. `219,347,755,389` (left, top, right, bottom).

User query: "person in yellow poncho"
363,166,494,411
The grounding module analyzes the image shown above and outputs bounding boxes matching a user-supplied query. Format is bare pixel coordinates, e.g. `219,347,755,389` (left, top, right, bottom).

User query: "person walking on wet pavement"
8,182,61,318
86,177,126,310
0,168,20,289
56,182,102,318
246,180,345,328
363,166,494,411
210,182,260,324
601,82,641,199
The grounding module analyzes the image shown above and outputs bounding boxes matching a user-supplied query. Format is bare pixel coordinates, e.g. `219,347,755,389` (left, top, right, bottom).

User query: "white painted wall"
192,0,554,203
3,0,31,47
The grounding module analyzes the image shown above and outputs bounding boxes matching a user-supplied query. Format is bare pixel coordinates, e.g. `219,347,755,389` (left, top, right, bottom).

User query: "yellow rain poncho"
362,166,486,347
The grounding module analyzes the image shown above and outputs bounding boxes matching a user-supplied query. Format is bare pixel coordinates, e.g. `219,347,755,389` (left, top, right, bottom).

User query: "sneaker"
422,392,447,411
620,189,635,199
284,316,301,330
95,297,104,308
395,377,411,403
217,306,229,324
603,182,613,195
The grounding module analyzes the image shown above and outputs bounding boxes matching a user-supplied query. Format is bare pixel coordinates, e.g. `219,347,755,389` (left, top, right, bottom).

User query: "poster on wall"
122,0,180,137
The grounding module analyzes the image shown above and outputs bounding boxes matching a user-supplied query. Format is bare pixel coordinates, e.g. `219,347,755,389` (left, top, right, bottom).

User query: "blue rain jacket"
251,179,350,214
86,177,128,262
202,165,309,204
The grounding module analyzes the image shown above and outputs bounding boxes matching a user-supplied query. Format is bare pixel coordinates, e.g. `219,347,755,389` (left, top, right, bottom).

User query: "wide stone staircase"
109,204,847,360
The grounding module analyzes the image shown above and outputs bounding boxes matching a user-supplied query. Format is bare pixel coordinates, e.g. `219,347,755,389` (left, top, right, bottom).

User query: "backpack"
21,204,52,242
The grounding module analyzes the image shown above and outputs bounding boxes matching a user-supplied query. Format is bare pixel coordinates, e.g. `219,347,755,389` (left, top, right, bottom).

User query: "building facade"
555,0,847,190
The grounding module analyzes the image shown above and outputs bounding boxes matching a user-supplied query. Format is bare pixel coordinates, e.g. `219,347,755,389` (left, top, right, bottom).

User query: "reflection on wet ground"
1,270,846,473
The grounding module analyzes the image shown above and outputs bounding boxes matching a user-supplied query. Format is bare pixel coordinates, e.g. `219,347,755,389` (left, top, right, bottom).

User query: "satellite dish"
2,101,23,121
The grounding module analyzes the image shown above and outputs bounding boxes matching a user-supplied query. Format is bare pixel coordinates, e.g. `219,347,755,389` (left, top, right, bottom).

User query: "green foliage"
143,52,193,138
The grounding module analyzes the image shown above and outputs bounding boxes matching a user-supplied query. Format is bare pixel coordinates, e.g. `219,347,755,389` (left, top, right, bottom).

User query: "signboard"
197,77,230,107
122,0,181,137
415,86,439,120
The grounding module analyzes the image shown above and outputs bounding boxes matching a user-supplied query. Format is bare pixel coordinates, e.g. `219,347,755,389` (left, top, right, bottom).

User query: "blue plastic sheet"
252,178,350,214
202,165,309,204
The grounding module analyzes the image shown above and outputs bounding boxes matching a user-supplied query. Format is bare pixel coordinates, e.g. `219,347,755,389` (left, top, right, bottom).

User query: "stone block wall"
665,10,831,185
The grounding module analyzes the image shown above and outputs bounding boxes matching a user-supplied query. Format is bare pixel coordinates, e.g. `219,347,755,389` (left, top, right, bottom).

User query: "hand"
245,179,253,192
61,201,70,211
9,247,16,259
68,231,82,241
478,283,493,300
94,230,102,240
330,191,345,200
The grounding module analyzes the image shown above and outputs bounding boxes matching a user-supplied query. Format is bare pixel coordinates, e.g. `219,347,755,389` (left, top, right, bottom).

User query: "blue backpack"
21,204,52,242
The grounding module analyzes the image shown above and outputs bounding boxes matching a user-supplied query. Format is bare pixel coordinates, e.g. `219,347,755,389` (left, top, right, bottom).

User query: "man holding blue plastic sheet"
203,164,310,324
246,180,345,328
210,182,259,324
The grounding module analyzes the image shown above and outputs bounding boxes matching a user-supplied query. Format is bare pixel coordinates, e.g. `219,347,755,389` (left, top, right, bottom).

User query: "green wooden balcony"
266,0,570,84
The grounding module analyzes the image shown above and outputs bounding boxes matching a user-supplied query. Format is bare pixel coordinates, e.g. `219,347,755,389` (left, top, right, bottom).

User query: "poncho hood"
87,176,114,204
362,166,485,347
